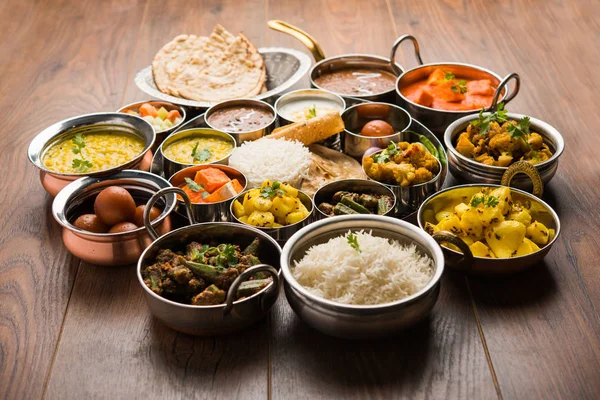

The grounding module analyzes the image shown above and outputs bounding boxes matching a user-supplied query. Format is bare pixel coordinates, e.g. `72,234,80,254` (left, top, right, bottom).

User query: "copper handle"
223,264,280,316
490,73,521,110
432,231,474,272
144,187,195,240
267,20,326,62
501,160,544,198
389,34,424,75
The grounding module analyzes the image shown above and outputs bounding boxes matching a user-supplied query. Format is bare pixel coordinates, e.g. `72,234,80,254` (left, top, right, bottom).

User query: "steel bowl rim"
168,164,249,206
416,183,562,261
136,222,282,309
160,128,236,166
205,98,277,134
341,102,413,138
280,214,445,310
362,148,444,188
28,112,156,177
312,178,398,219
229,187,315,231
395,62,507,115
117,100,187,134
444,112,565,173
52,169,176,238
310,53,400,98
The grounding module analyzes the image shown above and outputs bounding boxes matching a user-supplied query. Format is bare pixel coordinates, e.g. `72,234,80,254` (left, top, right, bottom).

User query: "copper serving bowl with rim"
391,35,521,139
28,112,155,197
417,162,560,275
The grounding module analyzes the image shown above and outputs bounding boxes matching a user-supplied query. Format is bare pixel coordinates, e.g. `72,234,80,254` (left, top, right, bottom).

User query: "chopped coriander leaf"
191,143,212,162
485,196,500,207
184,177,204,192
70,134,92,172
444,72,456,80
307,104,317,119
470,195,485,208
260,181,284,198
470,102,508,134
347,233,361,253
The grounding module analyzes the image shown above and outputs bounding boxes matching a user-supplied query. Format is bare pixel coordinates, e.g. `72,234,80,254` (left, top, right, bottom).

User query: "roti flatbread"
152,25,266,102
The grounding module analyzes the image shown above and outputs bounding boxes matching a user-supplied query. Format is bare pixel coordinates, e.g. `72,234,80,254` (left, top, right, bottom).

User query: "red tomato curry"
400,68,498,111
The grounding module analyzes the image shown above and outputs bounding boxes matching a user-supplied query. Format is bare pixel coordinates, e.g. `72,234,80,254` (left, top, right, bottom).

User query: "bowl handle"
223,264,280,316
267,20,326,62
432,231,474,272
489,73,521,110
144,187,195,240
501,160,544,198
389,34,424,76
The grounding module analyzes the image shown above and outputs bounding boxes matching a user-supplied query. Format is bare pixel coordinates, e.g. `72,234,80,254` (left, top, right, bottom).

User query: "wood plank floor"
1,0,599,399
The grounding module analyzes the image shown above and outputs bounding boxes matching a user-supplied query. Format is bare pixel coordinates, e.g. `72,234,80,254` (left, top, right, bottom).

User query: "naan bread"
152,25,266,102
301,144,368,197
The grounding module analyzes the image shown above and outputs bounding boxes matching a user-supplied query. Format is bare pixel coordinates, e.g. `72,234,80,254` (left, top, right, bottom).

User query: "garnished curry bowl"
118,100,186,150
168,164,248,223
51,170,176,266
137,222,282,335
28,113,155,196
159,128,236,178
341,102,412,160
417,184,561,275
390,35,520,138
205,99,277,145
312,179,396,219
445,112,565,188
280,215,445,339
230,185,315,243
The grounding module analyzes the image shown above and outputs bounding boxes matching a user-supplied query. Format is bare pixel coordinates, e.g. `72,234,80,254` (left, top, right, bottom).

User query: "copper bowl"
391,35,521,138
52,170,176,266
28,112,155,197
118,100,186,151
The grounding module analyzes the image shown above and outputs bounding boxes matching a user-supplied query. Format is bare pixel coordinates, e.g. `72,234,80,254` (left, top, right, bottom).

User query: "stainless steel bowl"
312,178,396,219
417,183,560,275
205,99,277,145
445,112,565,189
28,112,155,196
52,170,176,266
341,102,412,160
230,188,314,243
118,100,186,151
167,164,247,222
280,215,445,339
159,128,236,178
137,221,282,336
391,35,520,139
361,130,448,218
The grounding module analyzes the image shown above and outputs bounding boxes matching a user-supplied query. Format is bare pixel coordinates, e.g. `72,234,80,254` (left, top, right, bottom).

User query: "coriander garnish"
506,116,537,159
184,177,204,192
307,104,317,119
451,79,467,94
470,194,499,208
470,102,508,134
444,72,455,81
260,181,285,198
191,142,212,162
347,233,361,253
71,133,93,173
373,143,398,164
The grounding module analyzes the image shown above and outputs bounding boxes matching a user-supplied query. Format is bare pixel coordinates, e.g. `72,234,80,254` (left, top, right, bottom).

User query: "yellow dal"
163,136,234,164
43,132,145,174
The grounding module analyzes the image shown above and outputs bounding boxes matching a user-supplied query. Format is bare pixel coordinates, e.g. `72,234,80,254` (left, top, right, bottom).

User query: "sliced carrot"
166,109,182,122
230,179,244,194
139,103,158,117
194,168,231,193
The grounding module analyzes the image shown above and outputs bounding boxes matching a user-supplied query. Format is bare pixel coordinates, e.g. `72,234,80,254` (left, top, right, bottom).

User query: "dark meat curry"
142,238,272,306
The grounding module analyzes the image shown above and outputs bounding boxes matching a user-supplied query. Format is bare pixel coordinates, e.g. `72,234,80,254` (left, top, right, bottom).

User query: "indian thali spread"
27,21,564,338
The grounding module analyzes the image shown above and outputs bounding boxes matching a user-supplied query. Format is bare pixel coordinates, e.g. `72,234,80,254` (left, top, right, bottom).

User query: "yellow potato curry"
424,186,556,258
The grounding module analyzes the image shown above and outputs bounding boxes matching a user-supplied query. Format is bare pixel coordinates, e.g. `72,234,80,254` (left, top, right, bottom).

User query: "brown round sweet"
133,205,161,227
73,214,109,233
108,222,139,233
360,120,395,137
94,186,136,226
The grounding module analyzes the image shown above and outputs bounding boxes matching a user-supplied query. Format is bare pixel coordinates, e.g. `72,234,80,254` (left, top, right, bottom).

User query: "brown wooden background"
1,0,599,399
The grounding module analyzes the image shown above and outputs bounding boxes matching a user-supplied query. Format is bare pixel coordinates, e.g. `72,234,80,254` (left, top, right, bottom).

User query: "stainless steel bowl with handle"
28,112,155,196
137,188,282,335
51,170,176,266
391,35,521,139
417,162,560,275
444,112,565,189
280,215,445,339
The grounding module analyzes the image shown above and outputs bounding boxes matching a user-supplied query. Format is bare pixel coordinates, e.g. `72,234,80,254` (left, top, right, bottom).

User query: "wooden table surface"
2,0,599,399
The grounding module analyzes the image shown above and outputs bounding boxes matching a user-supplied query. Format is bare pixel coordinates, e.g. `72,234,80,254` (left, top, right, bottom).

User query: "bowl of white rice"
280,214,445,339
